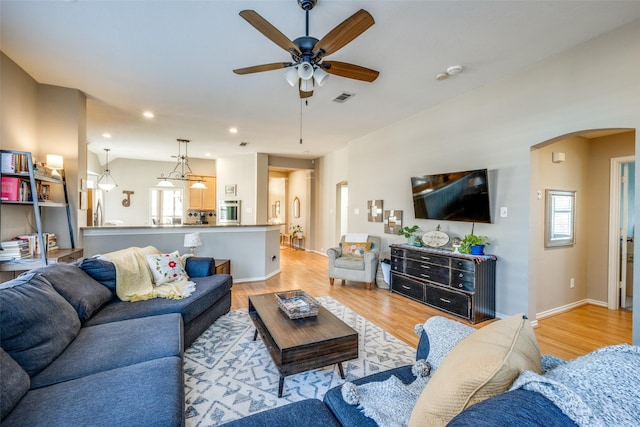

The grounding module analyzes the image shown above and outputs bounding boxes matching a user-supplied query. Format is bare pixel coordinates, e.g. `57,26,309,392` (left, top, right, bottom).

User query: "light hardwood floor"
231,247,632,360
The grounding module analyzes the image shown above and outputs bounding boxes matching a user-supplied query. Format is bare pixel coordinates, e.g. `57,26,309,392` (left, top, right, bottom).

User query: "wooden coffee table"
248,292,359,397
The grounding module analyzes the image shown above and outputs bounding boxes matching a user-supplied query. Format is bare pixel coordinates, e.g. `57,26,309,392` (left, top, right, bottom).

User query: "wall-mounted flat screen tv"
411,168,492,223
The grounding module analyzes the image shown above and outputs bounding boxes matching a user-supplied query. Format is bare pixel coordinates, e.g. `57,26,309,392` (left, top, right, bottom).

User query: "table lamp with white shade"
46,154,64,180
184,232,203,255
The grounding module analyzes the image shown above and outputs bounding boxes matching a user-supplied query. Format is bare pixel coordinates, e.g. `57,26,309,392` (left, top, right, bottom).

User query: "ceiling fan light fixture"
300,78,314,93
314,67,329,86
297,62,314,80
285,68,298,86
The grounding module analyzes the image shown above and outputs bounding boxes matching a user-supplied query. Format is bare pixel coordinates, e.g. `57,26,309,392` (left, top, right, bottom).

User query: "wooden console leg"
365,282,371,290
329,278,334,286
341,279,345,286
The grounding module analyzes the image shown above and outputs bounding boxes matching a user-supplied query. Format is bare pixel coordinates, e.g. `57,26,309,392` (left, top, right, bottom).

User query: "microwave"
218,200,240,225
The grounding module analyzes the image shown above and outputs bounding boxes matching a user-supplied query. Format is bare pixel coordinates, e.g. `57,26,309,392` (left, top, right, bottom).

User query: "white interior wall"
317,20,640,338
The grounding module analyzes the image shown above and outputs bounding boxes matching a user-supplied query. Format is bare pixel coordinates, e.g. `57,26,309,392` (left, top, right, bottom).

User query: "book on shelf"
1,152,30,173
0,239,32,261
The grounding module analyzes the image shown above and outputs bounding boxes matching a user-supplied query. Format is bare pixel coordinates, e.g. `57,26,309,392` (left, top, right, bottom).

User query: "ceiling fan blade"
239,10,300,54
233,63,289,75
323,61,379,82
313,9,374,56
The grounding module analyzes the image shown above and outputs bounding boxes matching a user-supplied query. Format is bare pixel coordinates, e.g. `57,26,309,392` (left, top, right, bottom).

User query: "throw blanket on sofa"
101,246,194,302
511,344,640,427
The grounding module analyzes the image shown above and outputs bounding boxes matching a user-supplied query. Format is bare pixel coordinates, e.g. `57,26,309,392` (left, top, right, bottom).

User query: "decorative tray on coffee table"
275,290,320,319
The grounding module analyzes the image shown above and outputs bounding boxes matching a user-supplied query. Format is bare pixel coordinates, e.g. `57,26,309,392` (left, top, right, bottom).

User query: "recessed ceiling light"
205,152,211,157
102,133,112,138
143,111,155,118
446,65,463,75
229,127,238,134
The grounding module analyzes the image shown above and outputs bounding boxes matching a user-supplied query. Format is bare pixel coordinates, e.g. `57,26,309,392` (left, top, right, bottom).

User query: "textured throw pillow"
147,251,189,285
0,348,30,419
341,241,373,256
27,263,112,322
422,316,475,371
409,313,541,427
0,273,81,376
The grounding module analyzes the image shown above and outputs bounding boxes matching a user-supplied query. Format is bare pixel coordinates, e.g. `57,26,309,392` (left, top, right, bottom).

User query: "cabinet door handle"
421,265,430,269
421,256,430,260
439,298,451,304
402,285,411,290
420,274,430,279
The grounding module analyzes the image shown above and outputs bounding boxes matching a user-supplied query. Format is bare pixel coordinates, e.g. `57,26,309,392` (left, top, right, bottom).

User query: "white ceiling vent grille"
332,92,355,103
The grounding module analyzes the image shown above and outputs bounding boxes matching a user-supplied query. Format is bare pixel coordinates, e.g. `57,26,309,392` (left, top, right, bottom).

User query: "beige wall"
586,132,636,302
531,137,590,314
1,53,86,258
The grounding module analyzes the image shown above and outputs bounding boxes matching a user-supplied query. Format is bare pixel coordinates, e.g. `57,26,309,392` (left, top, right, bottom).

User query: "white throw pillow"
146,251,189,285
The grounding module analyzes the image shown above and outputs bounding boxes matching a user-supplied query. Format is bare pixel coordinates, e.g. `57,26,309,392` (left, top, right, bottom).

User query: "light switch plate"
500,207,508,217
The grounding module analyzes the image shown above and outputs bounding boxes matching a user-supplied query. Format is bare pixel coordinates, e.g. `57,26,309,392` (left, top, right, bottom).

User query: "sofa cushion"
409,313,541,427
2,356,184,427
31,313,183,389
341,241,373,256
0,273,81,376
83,273,233,327
335,255,365,270
447,389,578,427
221,399,341,427
27,263,113,322
147,251,189,285
78,256,117,296
185,256,216,277
0,348,30,420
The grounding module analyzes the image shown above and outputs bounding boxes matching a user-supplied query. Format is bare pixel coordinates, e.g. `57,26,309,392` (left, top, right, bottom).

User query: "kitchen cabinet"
188,176,216,210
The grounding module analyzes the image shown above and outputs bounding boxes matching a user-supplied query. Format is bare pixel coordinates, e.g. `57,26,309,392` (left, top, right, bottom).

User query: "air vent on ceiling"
239,142,249,147
332,92,355,103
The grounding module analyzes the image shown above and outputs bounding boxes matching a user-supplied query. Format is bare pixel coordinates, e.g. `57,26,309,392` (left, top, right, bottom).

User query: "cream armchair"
327,235,381,290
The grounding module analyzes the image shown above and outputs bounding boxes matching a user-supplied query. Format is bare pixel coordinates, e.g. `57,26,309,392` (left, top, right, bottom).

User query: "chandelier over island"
156,139,206,189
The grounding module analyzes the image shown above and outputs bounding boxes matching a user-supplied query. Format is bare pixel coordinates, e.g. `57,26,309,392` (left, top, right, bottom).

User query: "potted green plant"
398,225,420,246
460,234,490,255
289,224,303,238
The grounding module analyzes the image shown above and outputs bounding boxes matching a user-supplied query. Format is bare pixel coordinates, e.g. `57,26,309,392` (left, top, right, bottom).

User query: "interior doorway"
336,181,348,242
608,156,635,310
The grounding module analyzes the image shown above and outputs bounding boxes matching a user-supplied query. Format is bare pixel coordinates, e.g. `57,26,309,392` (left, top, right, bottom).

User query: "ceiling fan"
233,0,379,98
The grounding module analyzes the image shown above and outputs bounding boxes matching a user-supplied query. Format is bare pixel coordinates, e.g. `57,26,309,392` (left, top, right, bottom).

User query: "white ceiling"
2,1,640,165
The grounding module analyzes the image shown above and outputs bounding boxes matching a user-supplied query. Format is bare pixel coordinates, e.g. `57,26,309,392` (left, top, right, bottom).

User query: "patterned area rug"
184,296,416,426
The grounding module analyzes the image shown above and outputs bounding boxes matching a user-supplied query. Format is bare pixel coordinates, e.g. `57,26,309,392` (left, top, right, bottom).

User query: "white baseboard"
536,299,590,320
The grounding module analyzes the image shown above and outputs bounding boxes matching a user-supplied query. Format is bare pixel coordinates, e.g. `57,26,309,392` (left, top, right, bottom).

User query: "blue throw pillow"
79,257,117,296
0,273,81,376
27,263,113,322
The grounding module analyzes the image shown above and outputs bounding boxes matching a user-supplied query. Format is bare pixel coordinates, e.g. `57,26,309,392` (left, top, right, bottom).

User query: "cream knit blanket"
101,246,193,302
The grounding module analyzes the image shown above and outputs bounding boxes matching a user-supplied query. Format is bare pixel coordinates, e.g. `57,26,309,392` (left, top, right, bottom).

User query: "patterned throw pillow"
146,251,189,285
341,241,373,256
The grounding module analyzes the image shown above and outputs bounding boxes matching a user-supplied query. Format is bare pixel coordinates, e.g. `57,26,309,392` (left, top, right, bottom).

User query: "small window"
150,188,183,225
545,189,576,247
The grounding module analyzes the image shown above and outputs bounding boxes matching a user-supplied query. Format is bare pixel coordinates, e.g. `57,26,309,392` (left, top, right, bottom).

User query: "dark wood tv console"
390,244,496,324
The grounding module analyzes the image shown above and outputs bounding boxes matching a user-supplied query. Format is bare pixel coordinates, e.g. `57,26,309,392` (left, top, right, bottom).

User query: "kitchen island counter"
81,225,280,282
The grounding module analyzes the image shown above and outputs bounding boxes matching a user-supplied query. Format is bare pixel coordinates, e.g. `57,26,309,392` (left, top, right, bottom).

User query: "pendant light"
97,148,118,191
156,139,205,188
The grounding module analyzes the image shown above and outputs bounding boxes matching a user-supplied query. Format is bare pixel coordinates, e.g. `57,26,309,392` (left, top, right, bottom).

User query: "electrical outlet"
570,278,575,288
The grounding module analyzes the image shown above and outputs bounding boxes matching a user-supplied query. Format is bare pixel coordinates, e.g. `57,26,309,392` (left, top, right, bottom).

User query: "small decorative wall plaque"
368,200,383,222
384,210,403,234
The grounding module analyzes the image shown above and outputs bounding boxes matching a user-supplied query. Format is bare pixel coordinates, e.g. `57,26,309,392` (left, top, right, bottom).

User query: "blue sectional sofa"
223,313,640,427
0,256,232,426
